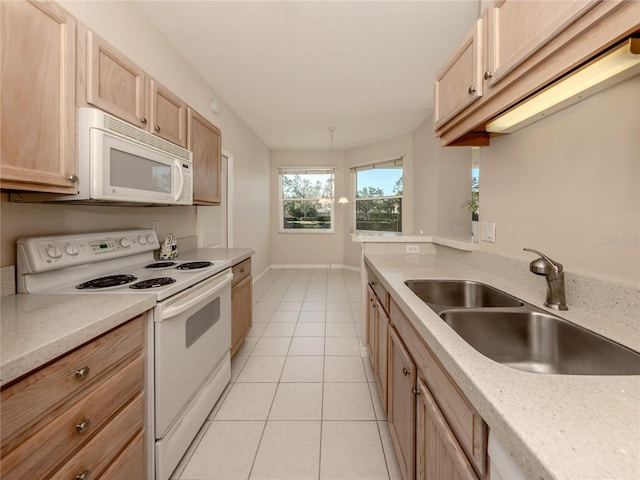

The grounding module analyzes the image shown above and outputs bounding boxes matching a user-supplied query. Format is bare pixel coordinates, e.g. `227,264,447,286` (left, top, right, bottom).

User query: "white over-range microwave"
15,107,193,205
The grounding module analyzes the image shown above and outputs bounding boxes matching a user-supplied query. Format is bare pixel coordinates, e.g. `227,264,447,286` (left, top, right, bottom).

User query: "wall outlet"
406,244,420,254
152,220,160,233
453,223,463,234
481,222,496,243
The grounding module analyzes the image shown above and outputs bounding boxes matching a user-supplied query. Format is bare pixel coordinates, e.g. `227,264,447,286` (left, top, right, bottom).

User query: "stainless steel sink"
440,310,640,375
404,280,523,312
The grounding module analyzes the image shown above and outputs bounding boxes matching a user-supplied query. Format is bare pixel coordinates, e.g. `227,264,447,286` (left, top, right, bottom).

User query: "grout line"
180,268,387,479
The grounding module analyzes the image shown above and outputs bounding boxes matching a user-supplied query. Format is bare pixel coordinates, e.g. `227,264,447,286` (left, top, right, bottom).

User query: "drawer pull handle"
76,418,91,434
140,117,148,124
402,367,410,376
412,387,421,396
154,125,161,132
76,470,90,480
75,366,90,379
468,85,476,94
484,70,493,80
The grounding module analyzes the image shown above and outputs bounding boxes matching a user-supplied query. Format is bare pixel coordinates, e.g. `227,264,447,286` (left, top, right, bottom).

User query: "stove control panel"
17,230,161,273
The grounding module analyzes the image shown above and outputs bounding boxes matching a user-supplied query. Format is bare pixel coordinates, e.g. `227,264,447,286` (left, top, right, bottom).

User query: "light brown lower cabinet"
366,266,390,411
417,377,478,480
0,315,146,480
388,326,416,480
231,257,253,357
387,299,488,480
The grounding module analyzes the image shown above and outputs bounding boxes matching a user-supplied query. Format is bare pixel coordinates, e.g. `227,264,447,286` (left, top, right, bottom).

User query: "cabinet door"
85,30,148,129
388,327,416,480
486,0,599,85
0,0,78,193
367,286,377,362
375,304,389,411
188,108,222,205
231,274,253,357
150,79,187,147
416,377,478,480
433,19,483,129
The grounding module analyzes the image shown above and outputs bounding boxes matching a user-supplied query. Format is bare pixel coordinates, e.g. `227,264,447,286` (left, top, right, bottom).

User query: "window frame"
279,167,335,234
351,157,404,233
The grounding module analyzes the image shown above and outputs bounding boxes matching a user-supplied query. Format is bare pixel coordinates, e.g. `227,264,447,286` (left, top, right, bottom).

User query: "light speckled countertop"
1,294,156,386
365,252,640,480
0,247,254,387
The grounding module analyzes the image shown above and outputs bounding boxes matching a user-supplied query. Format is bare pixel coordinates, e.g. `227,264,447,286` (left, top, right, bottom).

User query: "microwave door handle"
174,161,184,202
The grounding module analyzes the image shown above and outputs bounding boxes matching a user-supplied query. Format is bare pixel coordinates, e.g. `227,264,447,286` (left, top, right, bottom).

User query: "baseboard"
252,266,271,284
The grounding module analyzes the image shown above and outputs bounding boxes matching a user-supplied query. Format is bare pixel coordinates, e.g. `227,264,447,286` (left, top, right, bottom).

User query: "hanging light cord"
328,127,336,149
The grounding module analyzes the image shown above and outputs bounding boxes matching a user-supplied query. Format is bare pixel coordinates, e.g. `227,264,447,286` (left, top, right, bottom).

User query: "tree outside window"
355,160,403,232
280,168,335,231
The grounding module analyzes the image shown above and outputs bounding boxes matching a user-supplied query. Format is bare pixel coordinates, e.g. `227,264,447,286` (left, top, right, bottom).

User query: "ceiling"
134,1,480,150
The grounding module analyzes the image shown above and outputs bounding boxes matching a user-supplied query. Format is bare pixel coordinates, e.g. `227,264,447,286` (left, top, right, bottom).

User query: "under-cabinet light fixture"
485,38,640,134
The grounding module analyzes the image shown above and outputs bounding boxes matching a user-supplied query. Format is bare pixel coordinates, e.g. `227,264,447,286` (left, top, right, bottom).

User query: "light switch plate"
481,222,496,243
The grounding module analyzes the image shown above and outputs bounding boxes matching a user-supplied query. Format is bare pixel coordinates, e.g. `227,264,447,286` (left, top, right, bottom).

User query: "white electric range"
16,229,233,480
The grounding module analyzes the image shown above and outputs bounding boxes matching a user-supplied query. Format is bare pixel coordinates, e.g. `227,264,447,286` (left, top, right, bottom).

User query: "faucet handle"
523,248,563,272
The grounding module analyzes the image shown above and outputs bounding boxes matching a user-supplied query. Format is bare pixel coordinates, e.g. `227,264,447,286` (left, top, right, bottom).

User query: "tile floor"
172,268,401,480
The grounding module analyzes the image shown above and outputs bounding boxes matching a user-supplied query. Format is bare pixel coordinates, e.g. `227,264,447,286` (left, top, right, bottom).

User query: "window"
279,167,335,232
353,157,403,232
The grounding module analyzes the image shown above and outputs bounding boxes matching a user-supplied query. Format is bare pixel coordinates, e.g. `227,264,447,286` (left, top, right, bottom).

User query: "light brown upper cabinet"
1,0,78,194
187,108,222,205
433,19,483,129
150,80,188,147
485,0,599,87
83,30,187,148
435,0,638,146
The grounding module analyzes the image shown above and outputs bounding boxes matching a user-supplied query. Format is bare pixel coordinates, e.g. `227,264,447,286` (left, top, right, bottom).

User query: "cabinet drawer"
390,301,487,476
50,393,144,480
1,355,143,479
366,264,389,315
97,430,145,479
232,258,251,286
1,316,143,454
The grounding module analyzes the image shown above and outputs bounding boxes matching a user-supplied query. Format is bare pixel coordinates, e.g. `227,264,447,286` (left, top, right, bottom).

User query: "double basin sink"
404,280,640,375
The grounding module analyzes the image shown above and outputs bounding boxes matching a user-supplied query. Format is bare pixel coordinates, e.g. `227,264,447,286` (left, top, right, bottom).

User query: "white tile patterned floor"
172,268,401,480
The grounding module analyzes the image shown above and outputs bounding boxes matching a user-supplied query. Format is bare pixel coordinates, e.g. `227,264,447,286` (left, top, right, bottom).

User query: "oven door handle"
161,270,233,320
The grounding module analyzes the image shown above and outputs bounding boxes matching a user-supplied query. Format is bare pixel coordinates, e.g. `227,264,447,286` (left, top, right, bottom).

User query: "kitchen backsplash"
435,245,640,334
1,266,16,296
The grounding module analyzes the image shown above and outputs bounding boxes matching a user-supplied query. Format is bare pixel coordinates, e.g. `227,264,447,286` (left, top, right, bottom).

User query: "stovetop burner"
76,274,138,289
129,277,177,289
145,262,178,269
176,261,214,270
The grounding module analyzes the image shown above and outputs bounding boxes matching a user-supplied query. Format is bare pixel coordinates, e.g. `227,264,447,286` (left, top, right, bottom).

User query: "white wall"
480,76,640,286
270,150,346,266
412,117,473,237
1,1,271,274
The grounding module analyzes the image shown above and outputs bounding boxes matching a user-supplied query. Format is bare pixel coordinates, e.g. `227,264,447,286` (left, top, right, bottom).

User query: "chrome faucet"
524,248,568,311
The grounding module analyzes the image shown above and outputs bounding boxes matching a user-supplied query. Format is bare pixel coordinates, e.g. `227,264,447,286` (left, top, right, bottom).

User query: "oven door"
154,268,232,437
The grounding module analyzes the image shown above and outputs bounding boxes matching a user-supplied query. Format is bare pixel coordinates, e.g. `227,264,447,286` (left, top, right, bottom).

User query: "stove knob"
146,234,156,245
138,236,147,245
46,246,63,259
65,244,80,256
119,238,131,248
